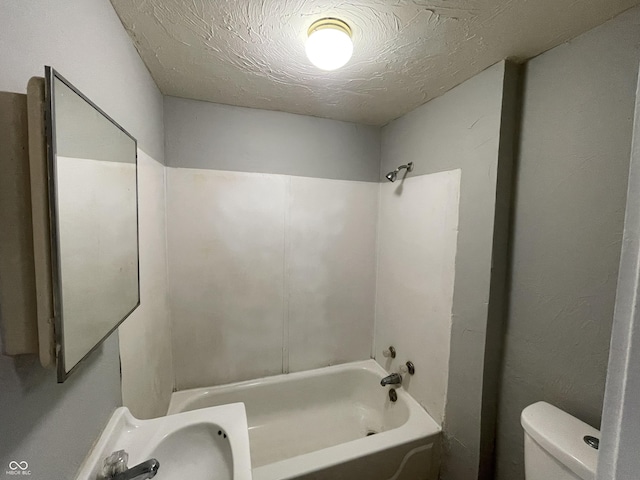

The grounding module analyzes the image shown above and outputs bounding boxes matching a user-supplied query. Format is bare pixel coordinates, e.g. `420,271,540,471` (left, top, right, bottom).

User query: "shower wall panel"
374,170,461,424
287,176,378,373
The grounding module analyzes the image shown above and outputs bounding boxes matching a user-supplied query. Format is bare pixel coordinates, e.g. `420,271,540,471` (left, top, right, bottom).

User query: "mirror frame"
44,66,140,382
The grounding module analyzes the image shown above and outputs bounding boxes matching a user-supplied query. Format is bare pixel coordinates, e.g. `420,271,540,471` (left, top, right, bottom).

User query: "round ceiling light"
305,18,353,71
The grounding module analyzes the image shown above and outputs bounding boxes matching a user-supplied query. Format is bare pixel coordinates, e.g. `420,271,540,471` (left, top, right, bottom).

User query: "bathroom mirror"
45,67,140,382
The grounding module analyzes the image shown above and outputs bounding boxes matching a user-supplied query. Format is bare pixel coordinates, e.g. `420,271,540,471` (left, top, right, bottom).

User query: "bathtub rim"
168,359,441,479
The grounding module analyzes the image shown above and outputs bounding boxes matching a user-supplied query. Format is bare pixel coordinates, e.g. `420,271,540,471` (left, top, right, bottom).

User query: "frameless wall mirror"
45,67,140,382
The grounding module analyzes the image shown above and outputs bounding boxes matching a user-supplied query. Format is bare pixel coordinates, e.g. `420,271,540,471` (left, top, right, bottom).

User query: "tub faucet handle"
399,361,415,375
383,346,396,359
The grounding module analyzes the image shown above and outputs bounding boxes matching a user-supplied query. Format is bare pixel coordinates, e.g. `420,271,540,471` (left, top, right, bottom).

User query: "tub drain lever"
389,389,397,402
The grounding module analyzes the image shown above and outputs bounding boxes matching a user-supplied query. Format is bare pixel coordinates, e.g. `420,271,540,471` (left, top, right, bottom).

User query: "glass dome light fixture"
305,18,353,71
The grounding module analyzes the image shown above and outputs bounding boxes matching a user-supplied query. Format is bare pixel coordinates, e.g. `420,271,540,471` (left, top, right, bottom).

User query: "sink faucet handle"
103,450,129,477
109,459,160,480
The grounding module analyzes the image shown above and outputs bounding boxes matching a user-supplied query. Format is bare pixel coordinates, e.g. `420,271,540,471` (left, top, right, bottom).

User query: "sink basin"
150,423,233,479
75,403,251,480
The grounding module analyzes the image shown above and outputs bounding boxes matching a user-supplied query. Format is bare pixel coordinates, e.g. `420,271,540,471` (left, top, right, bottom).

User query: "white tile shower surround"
167,167,461,427
375,170,461,423
167,168,378,389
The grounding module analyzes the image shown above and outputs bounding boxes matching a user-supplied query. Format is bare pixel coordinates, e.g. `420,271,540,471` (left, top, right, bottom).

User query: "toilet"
522,402,599,480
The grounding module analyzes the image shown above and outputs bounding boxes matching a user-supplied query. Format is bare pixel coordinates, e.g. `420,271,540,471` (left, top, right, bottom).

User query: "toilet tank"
521,402,599,480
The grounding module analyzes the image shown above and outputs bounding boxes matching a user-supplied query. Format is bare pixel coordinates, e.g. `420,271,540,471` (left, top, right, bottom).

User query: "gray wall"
0,0,164,163
164,96,381,181
381,61,519,480
0,0,165,478
597,58,640,480
495,7,640,480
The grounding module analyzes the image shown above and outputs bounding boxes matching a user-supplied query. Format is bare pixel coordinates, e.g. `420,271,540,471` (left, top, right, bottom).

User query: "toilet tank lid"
521,402,599,480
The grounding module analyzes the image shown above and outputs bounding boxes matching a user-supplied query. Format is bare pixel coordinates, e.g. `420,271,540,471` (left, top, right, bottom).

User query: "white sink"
76,403,252,480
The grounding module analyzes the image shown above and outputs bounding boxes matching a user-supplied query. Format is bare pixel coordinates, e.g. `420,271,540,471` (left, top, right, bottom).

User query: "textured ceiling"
111,0,640,125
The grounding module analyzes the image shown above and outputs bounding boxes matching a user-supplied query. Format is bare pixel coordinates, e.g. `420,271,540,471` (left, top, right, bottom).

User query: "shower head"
384,162,414,182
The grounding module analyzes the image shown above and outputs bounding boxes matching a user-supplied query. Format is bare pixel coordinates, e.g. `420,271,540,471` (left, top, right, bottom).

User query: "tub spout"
380,373,402,387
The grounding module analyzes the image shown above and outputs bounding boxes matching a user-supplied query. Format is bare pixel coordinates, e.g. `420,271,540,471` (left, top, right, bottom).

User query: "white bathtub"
167,360,441,480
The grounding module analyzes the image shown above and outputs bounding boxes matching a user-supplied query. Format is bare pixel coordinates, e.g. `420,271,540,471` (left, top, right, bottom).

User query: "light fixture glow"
306,18,353,71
